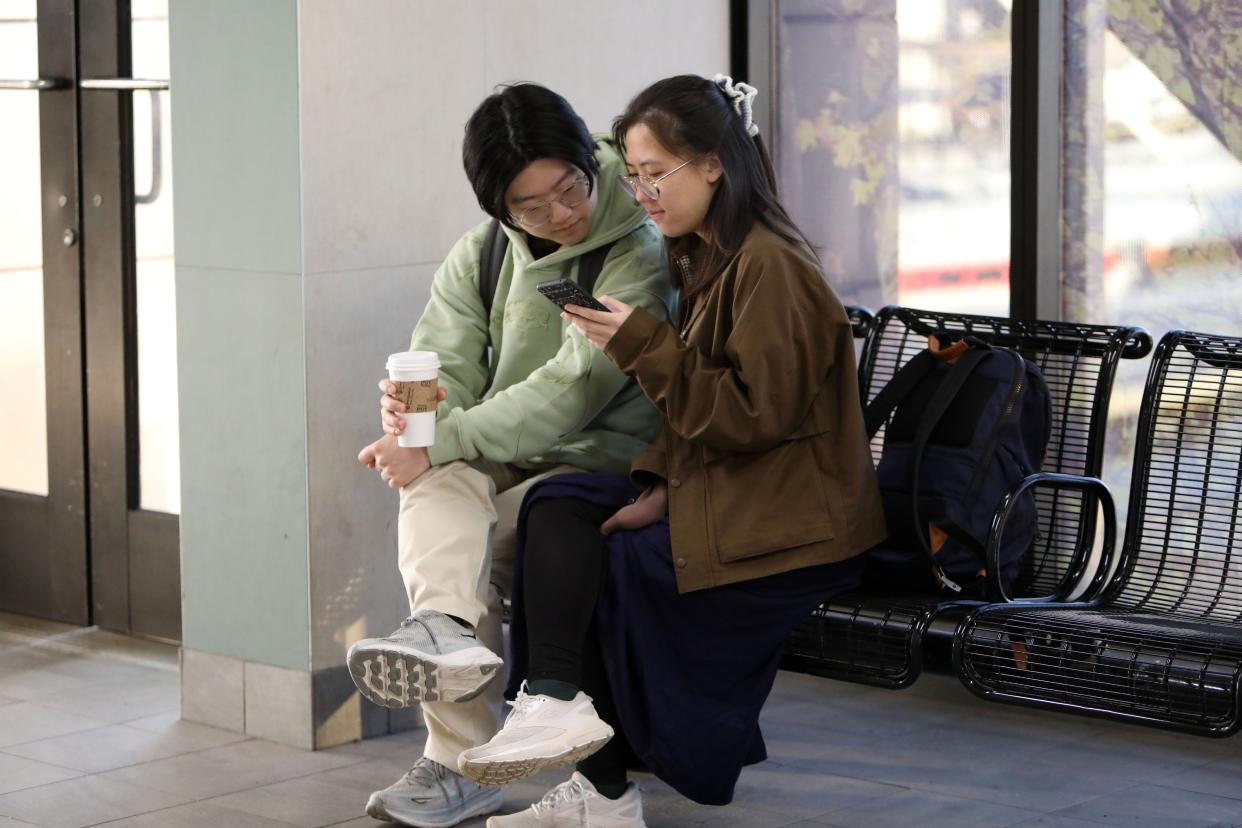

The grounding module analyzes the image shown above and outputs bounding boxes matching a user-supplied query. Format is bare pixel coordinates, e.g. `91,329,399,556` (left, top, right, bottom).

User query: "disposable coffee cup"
386,351,441,448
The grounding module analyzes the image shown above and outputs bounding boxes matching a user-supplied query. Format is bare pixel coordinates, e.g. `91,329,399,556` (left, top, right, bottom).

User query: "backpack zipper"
1003,373,1026,417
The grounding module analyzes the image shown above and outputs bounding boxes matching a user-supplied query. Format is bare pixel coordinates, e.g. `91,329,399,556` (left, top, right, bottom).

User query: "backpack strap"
478,219,509,323
484,221,617,317
908,346,991,592
570,239,618,295
863,351,936,439
476,219,509,398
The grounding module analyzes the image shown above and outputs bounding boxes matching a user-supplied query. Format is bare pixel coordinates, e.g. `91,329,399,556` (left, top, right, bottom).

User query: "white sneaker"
347,609,503,707
485,772,644,827
366,756,504,827
458,683,614,785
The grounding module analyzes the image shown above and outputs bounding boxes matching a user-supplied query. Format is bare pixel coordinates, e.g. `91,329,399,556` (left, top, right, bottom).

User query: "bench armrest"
984,472,1117,604
844,305,876,340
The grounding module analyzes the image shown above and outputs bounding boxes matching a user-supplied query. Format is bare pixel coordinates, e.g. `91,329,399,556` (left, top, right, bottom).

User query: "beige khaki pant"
397,459,578,768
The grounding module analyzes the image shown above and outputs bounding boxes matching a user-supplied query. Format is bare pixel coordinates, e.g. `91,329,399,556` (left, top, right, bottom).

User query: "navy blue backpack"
862,335,1051,594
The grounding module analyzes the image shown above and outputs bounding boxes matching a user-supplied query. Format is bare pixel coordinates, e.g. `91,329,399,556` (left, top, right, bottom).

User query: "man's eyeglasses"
617,160,692,201
512,175,591,228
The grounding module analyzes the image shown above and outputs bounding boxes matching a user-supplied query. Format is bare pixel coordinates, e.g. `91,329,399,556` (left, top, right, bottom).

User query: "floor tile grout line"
19,701,183,728
0,730,263,783
190,775,376,827
83,799,306,828
1145,779,1242,804
829,750,1231,815
764,749,1242,819
0,746,93,775
824,786,1051,821
0,721,120,756
80,750,379,827
0,631,179,674
1042,781,1242,827
0,698,184,747
761,753,1117,818
12,690,181,720
0,739,378,828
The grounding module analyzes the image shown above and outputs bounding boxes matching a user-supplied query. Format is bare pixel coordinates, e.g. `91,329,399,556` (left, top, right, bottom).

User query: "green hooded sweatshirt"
412,136,675,474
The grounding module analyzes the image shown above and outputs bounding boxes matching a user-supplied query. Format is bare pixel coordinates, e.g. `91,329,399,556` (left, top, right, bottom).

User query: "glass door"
79,0,180,640
0,0,90,624
0,0,180,640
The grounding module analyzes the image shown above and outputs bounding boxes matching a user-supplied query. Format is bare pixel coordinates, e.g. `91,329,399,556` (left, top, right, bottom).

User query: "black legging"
522,496,633,787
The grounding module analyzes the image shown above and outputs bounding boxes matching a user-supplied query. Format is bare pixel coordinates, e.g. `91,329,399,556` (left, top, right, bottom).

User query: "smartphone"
536,278,610,313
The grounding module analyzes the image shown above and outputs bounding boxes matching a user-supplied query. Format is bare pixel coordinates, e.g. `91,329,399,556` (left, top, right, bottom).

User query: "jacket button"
675,557,687,568
670,478,682,488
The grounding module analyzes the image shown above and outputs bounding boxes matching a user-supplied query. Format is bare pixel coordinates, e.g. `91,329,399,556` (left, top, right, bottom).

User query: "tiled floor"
2,611,1241,828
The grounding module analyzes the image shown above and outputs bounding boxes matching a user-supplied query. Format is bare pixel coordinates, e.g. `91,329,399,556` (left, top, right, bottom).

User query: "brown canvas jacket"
604,222,887,592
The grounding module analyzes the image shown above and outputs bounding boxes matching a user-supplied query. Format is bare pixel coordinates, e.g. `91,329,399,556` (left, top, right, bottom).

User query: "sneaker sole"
458,730,614,786
348,643,502,707
366,785,504,828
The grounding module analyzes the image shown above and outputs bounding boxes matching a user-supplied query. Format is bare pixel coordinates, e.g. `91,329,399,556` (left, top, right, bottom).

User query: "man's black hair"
462,83,599,229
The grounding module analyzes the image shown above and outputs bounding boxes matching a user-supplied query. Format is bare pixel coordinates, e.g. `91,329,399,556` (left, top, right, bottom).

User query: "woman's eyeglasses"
617,160,692,201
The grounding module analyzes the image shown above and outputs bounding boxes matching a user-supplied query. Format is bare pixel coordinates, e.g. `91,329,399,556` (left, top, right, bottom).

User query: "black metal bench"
956,329,1242,735
783,305,1151,688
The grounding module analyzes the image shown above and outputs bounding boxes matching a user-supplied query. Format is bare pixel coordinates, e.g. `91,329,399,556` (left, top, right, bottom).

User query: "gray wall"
173,0,729,737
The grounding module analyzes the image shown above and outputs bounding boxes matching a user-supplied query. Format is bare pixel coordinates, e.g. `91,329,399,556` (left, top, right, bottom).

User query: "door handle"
79,78,170,91
0,78,70,90
77,79,171,204
134,90,163,205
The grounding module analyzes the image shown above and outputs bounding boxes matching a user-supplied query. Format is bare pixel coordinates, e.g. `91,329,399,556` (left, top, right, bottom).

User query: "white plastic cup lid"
386,351,440,372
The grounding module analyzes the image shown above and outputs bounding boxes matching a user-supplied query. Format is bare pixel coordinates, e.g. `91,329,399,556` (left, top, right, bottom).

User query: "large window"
1062,0,1242,511
774,0,1013,315
769,0,1242,533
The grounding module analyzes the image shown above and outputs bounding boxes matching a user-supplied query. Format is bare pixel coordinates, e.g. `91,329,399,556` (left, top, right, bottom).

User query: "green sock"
526,678,577,701
593,780,628,800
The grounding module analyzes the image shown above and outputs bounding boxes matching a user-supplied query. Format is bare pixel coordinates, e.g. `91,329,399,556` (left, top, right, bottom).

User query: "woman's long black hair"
613,74,813,302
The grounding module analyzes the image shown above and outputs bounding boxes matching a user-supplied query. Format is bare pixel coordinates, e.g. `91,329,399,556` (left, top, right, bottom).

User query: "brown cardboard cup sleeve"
393,379,439,414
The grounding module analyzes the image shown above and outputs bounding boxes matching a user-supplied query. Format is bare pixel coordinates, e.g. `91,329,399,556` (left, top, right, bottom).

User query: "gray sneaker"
348,609,503,707
367,756,503,827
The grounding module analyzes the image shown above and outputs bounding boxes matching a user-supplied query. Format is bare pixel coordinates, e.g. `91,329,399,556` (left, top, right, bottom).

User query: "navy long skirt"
505,472,863,805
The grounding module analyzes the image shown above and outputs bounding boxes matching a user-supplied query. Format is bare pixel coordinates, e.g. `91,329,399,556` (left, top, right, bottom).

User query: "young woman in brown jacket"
458,75,887,827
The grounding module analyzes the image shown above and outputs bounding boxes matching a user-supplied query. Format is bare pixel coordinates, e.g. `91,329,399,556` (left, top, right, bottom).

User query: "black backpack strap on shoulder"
908,346,991,592
478,219,509,323
572,239,618,294
863,350,936,439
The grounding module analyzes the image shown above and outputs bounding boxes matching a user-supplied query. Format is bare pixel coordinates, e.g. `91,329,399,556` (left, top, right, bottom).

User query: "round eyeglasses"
617,160,692,201
512,175,591,228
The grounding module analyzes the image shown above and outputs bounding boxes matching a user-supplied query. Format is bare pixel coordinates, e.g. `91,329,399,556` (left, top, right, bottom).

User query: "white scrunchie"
712,73,759,137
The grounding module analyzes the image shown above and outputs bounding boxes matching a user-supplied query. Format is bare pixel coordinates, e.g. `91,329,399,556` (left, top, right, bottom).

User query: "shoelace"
397,613,444,651
531,778,589,816
403,756,450,787
502,684,546,725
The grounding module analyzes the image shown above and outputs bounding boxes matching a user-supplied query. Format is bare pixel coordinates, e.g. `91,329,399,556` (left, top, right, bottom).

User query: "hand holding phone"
536,278,610,313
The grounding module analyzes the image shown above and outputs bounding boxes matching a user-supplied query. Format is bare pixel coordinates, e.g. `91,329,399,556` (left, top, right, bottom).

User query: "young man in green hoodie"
350,84,673,827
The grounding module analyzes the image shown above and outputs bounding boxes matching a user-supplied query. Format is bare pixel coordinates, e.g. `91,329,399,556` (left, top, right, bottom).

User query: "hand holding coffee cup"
379,382,447,436
383,351,441,448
